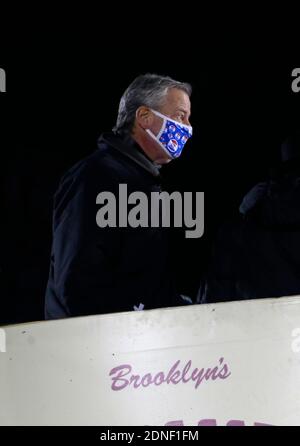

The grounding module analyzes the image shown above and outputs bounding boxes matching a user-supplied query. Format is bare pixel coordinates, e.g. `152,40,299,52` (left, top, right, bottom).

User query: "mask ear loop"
153,111,166,140
145,128,173,159
135,108,185,160
135,108,172,157
135,108,165,137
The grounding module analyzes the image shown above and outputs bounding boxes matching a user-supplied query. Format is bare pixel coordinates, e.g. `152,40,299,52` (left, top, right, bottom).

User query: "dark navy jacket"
45,133,179,319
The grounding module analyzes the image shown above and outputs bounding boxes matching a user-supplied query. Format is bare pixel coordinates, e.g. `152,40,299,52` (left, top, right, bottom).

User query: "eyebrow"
177,107,191,117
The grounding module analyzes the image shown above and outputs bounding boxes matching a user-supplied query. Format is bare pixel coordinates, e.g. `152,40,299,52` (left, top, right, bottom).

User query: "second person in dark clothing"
199,132,300,304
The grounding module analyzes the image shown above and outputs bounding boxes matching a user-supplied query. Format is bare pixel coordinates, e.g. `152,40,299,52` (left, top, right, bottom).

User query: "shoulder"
59,145,127,191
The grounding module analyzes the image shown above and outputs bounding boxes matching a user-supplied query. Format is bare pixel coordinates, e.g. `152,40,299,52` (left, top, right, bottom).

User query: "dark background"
0,45,299,325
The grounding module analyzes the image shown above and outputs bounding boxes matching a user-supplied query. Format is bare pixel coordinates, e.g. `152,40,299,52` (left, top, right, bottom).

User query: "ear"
135,106,154,129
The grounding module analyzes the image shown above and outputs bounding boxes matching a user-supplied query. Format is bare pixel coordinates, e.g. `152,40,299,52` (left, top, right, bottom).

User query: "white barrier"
0,296,300,426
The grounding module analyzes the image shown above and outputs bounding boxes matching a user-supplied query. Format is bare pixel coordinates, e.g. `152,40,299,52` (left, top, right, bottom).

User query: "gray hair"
113,73,192,135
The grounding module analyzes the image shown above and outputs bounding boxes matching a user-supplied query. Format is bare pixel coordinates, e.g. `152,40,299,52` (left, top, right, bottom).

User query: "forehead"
163,87,191,112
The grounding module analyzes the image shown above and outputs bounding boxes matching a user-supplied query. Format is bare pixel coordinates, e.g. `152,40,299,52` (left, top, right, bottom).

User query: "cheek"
150,117,164,136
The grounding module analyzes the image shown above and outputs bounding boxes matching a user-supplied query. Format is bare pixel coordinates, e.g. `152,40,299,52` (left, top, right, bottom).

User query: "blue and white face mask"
146,109,193,159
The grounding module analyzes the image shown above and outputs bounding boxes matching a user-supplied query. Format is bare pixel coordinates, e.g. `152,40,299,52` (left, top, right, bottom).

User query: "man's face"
133,87,192,164
151,87,191,136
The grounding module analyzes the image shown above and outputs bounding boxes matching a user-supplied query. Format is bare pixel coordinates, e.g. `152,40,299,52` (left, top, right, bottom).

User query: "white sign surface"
1,296,300,426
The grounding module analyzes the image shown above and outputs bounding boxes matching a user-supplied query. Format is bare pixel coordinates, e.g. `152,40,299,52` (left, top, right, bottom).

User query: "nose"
184,117,191,127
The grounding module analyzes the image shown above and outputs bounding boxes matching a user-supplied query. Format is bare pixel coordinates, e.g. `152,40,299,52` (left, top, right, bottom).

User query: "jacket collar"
98,132,161,178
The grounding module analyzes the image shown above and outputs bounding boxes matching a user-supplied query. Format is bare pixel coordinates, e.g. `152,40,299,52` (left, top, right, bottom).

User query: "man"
198,131,300,304
45,73,193,319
